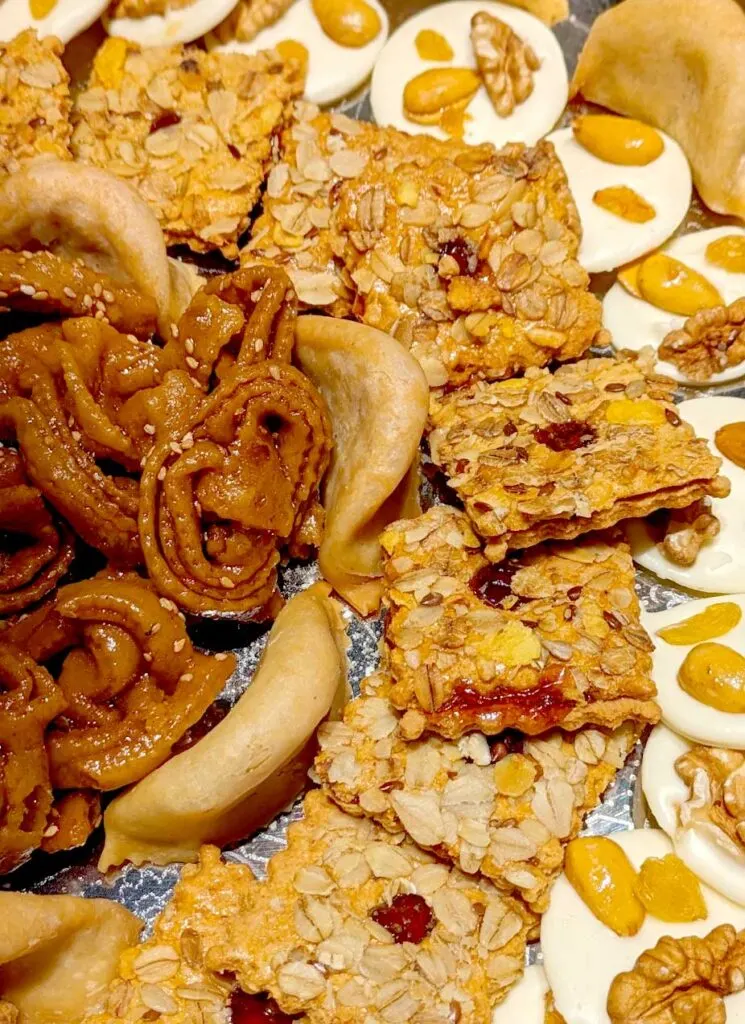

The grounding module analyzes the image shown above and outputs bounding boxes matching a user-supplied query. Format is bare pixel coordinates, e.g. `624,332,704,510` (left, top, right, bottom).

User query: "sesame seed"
82,294,93,308
185,356,199,369
33,289,49,300
157,467,167,481
127,334,138,343
63,286,76,299
170,324,179,338
220,576,235,589
173,638,186,653
255,339,264,352
150,623,161,635
71,430,82,442
180,432,193,449
269,365,281,380
179,672,194,683
143,652,153,663
184,338,195,354
143,423,156,435
169,442,182,455
93,283,102,297
19,284,35,296
214,652,228,661
94,310,105,320
103,289,115,303
159,597,177,612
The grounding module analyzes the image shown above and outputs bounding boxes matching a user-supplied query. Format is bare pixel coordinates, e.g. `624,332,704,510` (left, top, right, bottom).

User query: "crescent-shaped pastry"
0,891,140,1024
98,583,348,870
295,316,428,616
0,160,173,336
571,0,745,219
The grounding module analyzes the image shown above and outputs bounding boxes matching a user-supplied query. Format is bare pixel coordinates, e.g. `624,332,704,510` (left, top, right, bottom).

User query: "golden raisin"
30,0,57,17
634,854,707,923
637,254,723,317
678,642,745,713
715,422,745,469
274,39,309,70
312,0,382,47
706,234,745,275
617,259,643,298
415,28,454,61
605,398,667,426
573,114,664,166
565,837,646,936
593,186,656,224
92,37,130,91
492,753,537,797
657,603,743,646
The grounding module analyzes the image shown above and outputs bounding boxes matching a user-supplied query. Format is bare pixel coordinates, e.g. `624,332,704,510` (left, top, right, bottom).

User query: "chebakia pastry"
571,0,745,220
99,583,347,870
0,0,108,44
295,316,428,615
211,0,389,107
0,161,174,337
0,892,141,1024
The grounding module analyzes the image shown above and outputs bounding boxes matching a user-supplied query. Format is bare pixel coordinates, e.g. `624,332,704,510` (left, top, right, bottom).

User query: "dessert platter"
4,0,745,1021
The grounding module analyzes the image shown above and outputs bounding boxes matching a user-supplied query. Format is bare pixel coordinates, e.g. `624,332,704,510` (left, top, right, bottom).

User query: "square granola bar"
205,789,535,1024
72,39,303,256
0,31,72,179
242,103,603,386
316,675,640,913
379,505,659,739
429,354,729,562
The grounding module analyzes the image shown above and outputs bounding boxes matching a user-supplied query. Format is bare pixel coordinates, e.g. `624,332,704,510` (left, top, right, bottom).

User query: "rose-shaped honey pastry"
0,448,74,616
0,321,172,565
40,791,102,856
0,643,65,874
43,575,235,790
139,362,332,618
178,264,297,387
0,250,158,340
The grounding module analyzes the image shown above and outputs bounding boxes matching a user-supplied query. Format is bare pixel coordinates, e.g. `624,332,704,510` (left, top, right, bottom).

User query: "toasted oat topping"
84,846,251,1023
316,673,641,913
0,31,72,179
205,790,535,1023
71,40,303,256
378,505,659,739
429,353,729,561
243,104,602,386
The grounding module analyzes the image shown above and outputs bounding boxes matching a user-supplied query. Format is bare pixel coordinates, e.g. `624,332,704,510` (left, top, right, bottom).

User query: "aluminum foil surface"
7,0,744,960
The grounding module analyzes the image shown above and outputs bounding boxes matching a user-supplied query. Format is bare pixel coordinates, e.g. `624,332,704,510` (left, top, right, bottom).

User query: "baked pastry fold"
98,583,348,870
316,673,640,913
0,891,141,1024
379,505,659,739
571,0,745,221
295,315,428,615
429,355,729,563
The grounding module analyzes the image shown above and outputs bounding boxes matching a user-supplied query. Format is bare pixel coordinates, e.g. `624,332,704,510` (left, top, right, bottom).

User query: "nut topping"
470,11,541,118
607,925,745,1024
659,298,745,382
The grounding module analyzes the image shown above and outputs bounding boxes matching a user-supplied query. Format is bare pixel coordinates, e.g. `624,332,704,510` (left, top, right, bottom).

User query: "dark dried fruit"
534,420,597,452
438,237,478,276
470,561,528,608
150,111,181,134
231,991,295,1024
489,729,524,762
371,893,435,945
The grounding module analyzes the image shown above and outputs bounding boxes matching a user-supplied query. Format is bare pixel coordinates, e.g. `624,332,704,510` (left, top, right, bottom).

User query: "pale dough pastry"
0,892,141,1024
571,0,745,219
505,0,568,25
295,316,428,617
0,160,173,337
98,583,348,870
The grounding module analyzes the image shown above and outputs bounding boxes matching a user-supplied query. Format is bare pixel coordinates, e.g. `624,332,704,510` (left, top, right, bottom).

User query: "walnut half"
659,298,745,382
470,11,541,118
607,925,745,1024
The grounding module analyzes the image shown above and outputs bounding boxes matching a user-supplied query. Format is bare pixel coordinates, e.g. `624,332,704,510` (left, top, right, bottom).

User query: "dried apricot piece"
274,39,309,71
565,836,646,936
593,186,656,224
312,0,382,47
92,37,130,92
657,603,742,645
678,642,745,713
415,28,454,61
634,854,707,923
638,254,723,316
706,234,745,275
715,422,745,469
573,114,664,166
